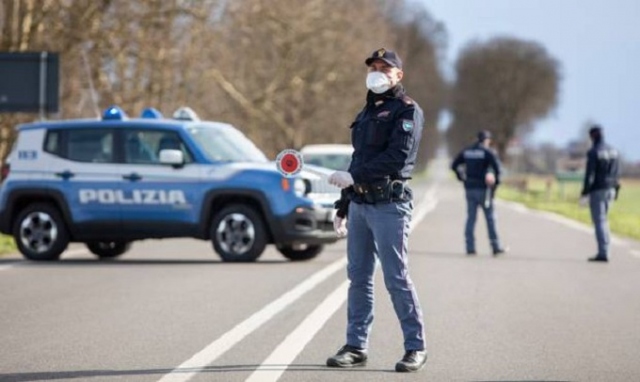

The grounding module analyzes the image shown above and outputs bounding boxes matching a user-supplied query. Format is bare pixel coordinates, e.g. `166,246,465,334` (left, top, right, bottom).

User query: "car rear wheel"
86,241,132,259
210,204,267,262
277,244,323,261
13,203,69,261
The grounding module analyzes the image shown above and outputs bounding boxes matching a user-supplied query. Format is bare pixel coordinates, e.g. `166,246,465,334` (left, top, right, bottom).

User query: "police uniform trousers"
589,188,615,257
464,188,501,253
345,199,425,351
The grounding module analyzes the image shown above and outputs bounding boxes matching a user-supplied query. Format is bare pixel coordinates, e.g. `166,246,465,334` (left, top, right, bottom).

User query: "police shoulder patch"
401,119,414,131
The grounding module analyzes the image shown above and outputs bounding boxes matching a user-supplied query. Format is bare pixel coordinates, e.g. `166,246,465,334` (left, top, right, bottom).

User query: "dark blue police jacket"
581,139,620,195
347,85,424,185
451,142,501,189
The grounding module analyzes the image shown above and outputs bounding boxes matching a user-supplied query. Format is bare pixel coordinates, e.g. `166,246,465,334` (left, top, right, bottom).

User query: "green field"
498,176,640,240
0,234,15,255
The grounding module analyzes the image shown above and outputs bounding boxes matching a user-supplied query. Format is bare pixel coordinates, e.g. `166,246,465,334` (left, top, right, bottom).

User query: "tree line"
0,0,446,171
1,0,561,172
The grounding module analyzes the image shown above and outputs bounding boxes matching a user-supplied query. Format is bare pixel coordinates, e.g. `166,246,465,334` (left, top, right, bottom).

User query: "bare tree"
199,0,399,157
449,36,561,159
387,3,448,170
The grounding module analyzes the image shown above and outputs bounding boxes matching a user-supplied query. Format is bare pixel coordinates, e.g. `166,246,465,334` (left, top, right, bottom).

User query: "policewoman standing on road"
326,48,427,373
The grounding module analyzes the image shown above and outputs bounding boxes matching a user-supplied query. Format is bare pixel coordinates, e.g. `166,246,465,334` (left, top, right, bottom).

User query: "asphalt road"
2,159,640,382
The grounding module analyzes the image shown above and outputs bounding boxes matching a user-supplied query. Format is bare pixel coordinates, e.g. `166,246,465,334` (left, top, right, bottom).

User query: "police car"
0,106,341,262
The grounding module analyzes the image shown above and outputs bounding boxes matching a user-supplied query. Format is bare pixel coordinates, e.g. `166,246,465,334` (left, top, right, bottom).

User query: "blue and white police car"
0,106,341,262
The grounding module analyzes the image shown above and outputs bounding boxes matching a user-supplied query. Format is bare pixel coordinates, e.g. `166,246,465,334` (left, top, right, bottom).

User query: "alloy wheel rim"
216,213,255,256
20,212,58,253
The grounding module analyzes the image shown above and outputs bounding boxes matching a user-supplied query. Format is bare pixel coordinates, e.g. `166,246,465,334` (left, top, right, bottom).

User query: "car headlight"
293,178,308,197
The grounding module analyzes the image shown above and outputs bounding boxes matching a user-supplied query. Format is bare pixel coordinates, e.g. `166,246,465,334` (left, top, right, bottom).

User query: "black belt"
353,180,408,203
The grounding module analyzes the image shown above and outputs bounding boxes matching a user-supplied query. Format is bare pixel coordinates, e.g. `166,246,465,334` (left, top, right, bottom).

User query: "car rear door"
42,127,123,237
117,127,205,238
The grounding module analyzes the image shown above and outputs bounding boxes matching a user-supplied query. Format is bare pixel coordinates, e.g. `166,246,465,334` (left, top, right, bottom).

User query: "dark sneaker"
588,255,608,263
326,345,368,368
493,247,508,256
395,350,427,372
466,250,476,256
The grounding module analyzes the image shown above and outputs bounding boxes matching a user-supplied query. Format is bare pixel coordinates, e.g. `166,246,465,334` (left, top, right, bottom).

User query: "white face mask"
366,71,392,94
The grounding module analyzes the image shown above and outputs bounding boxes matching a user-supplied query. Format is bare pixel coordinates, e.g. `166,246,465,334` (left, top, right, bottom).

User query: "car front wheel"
210,204,268,262
13,203,69,261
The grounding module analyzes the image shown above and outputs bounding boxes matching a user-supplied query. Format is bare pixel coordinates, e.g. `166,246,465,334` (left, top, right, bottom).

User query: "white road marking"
497,200,631,248
245,281,349,382
410,185,438,231
244,184,439,382
157,257,347,382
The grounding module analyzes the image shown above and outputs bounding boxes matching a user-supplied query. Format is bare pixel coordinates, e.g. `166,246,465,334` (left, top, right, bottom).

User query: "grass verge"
0,234,15,256
498,176,640,241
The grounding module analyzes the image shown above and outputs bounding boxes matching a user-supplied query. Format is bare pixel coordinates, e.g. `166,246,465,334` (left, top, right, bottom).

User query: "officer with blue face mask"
327,48,427,373
580,125,620,263
451,130,507,256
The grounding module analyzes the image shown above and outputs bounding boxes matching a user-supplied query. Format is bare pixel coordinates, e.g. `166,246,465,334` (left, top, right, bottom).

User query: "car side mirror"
159,149,184,167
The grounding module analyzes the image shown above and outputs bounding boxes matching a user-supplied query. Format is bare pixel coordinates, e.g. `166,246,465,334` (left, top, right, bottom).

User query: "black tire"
210,204,268,262
12,203,69,261
86,241,132,259
277,244,323,261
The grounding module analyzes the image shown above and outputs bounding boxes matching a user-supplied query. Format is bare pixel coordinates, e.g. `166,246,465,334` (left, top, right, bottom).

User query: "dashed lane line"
245,281,349,382
498,199,632,248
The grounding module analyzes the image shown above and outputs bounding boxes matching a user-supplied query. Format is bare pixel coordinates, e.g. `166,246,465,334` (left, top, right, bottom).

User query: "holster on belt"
353,179,408,204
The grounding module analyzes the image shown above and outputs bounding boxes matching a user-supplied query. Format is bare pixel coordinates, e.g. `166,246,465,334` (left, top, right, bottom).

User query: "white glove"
333,216,348,237
485,172,496,186
579,195,589,207
328,171,354,189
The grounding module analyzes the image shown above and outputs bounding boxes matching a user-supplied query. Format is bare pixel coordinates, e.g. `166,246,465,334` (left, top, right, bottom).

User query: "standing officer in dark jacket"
451,130,507,256
581,125,620,263
327,48,427,373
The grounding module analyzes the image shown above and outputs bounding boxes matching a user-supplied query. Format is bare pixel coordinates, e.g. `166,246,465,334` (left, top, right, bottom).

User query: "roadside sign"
276,149,303,177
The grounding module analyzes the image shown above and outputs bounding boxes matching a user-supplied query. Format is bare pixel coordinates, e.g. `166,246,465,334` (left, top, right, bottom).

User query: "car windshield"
186,123,268,163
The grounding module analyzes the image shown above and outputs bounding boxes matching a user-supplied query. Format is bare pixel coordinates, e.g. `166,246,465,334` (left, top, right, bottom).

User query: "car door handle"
123,173,142,181
55,170,75,179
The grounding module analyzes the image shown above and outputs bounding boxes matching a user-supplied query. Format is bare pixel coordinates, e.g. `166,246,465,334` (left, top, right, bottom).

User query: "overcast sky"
417,0,640,160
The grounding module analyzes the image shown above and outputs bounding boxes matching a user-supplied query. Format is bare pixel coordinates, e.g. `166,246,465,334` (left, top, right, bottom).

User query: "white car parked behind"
300,144,353,171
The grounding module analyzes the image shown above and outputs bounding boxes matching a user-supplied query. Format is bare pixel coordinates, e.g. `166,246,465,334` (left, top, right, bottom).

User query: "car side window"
65,129,114,163
123,129,192,164
44,130,60,155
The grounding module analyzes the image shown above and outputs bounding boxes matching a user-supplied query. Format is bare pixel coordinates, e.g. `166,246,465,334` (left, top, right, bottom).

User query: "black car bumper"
271,205,340,245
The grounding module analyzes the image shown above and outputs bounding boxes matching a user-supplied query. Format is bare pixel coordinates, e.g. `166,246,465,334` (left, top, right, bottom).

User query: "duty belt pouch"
361,180,392,204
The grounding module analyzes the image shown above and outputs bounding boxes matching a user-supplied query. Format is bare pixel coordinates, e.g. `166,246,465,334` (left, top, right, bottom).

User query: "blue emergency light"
141,107,163,119
102,105,127,120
